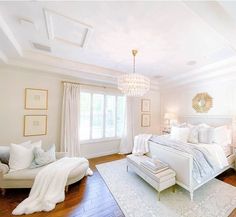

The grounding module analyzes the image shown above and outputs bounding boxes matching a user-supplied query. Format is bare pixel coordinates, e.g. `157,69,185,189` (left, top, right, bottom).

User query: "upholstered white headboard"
179,115,233,127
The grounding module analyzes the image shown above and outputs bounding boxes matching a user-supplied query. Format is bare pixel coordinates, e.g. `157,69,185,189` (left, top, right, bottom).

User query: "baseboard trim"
83,150,119,159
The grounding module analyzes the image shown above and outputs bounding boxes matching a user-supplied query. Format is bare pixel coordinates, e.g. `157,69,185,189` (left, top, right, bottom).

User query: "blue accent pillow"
0,146,10,165
30,145,56,168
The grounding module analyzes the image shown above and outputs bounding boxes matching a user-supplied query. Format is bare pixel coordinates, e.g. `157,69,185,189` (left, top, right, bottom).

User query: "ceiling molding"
8,58,118,85
44,8,93,48
158,56,236,88
160,70,236,93
0,50,8,63
160,72,236,91
0,14,22,57
159,56,236,83
184,1,236,52
23,50,125,78
4,55,159,91
1,64,119,89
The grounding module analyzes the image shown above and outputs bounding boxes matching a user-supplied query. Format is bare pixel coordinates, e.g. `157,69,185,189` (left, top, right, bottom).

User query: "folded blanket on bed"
132,134,152,156
150,136,228,183
12,157,91,215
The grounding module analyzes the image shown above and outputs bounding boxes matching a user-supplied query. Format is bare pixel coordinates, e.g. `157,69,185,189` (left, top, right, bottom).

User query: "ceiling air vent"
32,42,51,52
153,75,163,79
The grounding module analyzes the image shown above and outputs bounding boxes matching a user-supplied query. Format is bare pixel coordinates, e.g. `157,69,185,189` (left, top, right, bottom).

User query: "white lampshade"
164,113,176,120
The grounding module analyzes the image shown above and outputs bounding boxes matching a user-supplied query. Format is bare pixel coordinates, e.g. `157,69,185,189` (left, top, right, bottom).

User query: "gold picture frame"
25,88,48,110
141,99,151,112
192,92,213,113
24,115,47,137
141,114,151,127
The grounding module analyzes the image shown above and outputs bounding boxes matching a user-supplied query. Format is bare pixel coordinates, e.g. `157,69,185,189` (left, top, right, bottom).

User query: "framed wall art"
141,114,151,127
25,88,48,110
24,115,47,136
141,99,151,112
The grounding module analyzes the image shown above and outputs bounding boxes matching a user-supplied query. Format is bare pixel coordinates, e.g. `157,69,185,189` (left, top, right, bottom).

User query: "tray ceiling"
0,1,236,89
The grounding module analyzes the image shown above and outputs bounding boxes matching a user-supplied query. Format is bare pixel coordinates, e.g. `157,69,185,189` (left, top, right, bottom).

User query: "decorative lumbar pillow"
198,127,214,144
188,127,199,144
170,126,190,143
9,141,41,171
30,145,56,168
0,146,10,165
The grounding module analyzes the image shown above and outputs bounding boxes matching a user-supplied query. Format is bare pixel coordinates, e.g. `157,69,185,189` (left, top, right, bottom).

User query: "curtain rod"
61,80,117,89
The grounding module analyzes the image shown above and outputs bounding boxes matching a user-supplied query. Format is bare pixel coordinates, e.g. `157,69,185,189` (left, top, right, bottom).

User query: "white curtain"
119,96,134,154
60,83,80,157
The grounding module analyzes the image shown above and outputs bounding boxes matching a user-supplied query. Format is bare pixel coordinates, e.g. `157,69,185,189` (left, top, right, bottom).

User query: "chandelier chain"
133,53,135,73
132,49,137,74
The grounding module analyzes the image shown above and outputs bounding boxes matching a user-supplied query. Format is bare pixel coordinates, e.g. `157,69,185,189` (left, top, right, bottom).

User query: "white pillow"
198,127,214,144
170,126,189,143
172,122,187,128
213,126,230,146
9,141,41,171
188,127,199,144
198,123,211,128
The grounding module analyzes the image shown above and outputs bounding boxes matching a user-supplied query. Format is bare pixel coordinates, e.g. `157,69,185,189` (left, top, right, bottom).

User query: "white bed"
147,116,235,200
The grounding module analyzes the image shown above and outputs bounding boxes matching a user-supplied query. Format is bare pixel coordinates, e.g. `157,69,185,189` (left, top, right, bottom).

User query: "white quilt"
12,157,91,215
132,134,152,156
196,143,229,169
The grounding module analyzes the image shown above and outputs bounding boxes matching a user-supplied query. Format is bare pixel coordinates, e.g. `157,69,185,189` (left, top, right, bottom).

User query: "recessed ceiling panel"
44,9,92,48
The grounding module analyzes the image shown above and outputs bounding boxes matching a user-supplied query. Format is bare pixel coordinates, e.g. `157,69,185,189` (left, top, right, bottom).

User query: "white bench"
127,154,176,200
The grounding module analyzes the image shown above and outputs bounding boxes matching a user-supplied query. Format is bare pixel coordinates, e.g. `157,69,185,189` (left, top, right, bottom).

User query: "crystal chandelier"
118,50,150,97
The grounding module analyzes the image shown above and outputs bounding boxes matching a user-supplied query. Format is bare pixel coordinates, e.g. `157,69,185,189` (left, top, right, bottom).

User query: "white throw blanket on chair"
132,134,152,156
12,157,91,215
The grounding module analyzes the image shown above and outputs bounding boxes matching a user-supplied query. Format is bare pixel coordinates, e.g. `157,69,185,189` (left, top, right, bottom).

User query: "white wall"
0,67,63,149
161,81,236,129
0,66,161,158
133,90,161,135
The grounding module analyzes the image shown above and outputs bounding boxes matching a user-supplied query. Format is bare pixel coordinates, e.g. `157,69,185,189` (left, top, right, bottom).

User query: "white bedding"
150,135,229,183
189,143,229,170
164,134,230,170
195,142,232,157
222,145,232,157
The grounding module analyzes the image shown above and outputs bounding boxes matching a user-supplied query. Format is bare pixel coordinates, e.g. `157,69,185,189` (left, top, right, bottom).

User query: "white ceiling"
1,1,236,89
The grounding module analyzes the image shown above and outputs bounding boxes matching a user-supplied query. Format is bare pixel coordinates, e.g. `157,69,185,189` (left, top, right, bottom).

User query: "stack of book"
141,159,169,174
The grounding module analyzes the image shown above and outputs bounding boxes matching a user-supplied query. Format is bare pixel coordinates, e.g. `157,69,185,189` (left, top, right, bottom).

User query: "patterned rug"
96,159,236,217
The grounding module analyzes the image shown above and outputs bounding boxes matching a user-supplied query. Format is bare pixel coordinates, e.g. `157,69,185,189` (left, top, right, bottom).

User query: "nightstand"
162,130,170,135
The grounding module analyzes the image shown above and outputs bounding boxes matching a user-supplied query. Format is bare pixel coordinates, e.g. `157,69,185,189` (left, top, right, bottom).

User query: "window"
80,92,91,140
80,91,125,142
105,95,116,137
92,94,104,139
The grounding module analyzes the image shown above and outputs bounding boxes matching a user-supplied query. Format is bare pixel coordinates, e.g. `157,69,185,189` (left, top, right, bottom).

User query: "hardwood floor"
0,154,126,217
0,154,235,217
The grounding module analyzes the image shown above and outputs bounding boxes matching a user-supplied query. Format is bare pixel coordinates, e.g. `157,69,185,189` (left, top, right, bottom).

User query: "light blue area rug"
96,159,236,217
